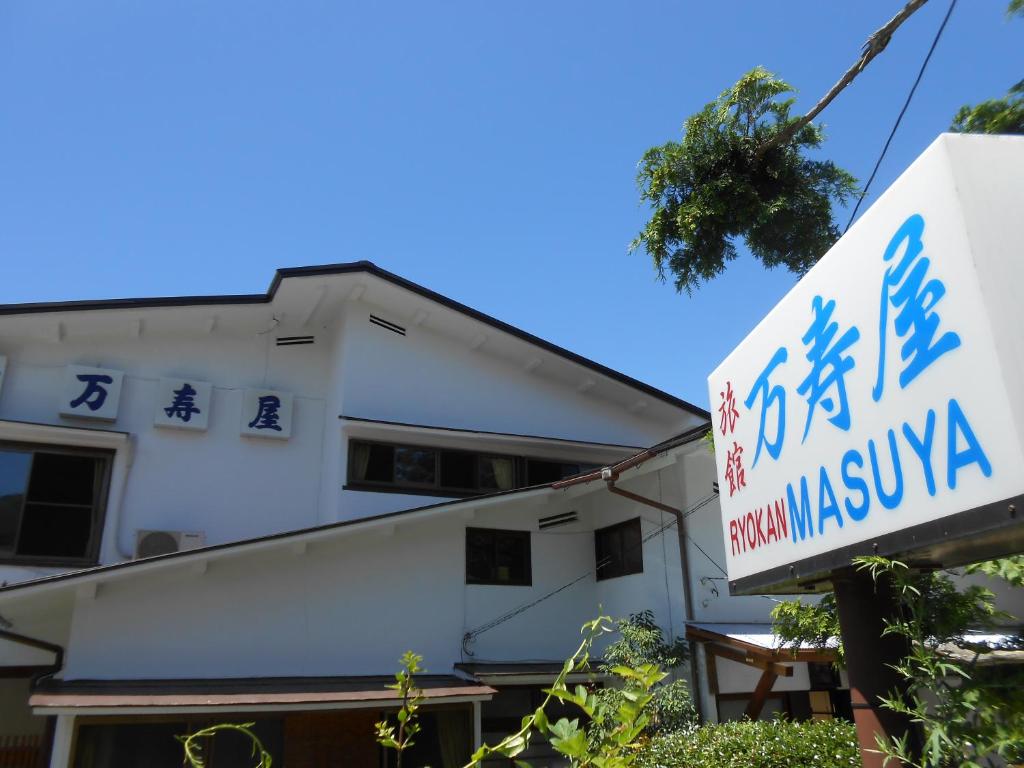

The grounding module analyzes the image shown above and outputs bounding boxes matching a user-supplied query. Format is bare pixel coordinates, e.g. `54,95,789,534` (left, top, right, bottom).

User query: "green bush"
637,718,859,768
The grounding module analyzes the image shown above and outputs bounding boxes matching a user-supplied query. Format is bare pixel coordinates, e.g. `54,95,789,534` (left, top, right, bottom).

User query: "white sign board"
240,389,293,439
154,378,213,431
708,134,1024,592
59,365,124,421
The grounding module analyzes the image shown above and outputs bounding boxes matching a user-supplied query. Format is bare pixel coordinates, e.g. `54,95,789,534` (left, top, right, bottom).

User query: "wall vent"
538,511,579,530
369,315,407,336
276,335,315,346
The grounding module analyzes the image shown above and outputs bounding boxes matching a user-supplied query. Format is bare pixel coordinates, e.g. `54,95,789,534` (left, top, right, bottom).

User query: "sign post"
708,134,1024,764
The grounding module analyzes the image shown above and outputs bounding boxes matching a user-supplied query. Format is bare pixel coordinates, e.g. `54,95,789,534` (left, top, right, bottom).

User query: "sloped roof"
0,261,709,419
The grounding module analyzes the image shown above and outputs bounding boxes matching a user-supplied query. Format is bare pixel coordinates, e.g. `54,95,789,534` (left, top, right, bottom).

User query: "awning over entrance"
686,622,837,665
686,622,837,721
30,675,496,715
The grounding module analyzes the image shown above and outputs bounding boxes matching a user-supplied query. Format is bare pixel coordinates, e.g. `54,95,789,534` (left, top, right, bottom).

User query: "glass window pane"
17,504,93,559
479,457,514,491
27,453,97,505
466,529,494,582
440,451,476,490
525,459,562,485
0,450,32,553
395,447,436,486
621,519,643,574
358,444,395,483
596,519,642,580
494,532,529,584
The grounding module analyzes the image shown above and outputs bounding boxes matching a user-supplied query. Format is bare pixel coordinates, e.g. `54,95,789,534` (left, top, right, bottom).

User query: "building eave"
0,261,709,420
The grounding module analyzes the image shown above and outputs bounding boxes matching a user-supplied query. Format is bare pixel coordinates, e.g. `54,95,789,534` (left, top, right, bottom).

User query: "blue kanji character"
69,374,113,412
873,214,961,402
796,295,860,442
248,395,282,431
164,383,201,423
744,347,787,467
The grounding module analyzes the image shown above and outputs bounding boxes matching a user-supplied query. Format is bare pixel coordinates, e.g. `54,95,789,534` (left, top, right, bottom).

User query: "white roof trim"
0,419,129,451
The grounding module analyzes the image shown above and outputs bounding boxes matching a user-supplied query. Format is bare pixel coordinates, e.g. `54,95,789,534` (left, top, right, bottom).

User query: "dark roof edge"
0,260,709,419
338,415,643,451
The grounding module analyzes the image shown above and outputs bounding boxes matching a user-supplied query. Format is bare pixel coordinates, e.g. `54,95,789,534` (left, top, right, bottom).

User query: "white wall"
0,293,688,586
337,303,676,449
59,472,697,680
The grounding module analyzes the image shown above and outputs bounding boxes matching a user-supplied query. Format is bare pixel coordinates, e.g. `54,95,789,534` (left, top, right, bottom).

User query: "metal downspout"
0,628,67,767
601,470,705,723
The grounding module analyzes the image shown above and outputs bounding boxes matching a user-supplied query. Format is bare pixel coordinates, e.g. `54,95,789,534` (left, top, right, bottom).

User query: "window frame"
465,526,532,586
0,440,113,567
346,438,598,497
594,517,644,581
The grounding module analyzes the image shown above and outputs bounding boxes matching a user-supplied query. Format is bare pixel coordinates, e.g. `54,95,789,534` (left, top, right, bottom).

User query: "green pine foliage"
631,66,857,294
636,718,860,768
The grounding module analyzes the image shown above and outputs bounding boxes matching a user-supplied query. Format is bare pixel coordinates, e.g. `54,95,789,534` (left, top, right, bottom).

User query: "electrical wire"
461,493,719,654
843,0,958,232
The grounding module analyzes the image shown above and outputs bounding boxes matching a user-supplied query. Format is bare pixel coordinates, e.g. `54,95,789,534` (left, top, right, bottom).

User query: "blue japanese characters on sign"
154,378,213,431
240,389,293,439
720,213,993,566
59,365,124,421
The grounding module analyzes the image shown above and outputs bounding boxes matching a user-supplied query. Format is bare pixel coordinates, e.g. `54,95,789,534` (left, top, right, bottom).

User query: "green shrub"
637,718,859,768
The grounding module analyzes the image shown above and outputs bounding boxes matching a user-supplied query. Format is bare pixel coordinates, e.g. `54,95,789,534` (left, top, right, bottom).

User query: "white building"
0,263,848,767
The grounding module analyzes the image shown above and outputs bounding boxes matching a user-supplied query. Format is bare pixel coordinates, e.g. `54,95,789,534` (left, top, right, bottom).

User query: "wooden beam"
744,668,779,720
704,642,793,678
686,625,836,664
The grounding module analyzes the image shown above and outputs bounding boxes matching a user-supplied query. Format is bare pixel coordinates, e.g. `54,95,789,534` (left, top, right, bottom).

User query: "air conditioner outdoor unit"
134,529,206,559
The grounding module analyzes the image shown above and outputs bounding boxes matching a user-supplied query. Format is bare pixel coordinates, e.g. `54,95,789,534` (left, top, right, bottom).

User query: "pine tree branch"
758,0,931,157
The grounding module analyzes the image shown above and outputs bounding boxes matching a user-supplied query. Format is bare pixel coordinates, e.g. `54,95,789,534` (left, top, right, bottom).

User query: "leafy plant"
636,718,860,768
591,610,696,741
374,650,426,768
463,614,668,767
770,592,844,666
853,556,1024,768
771,555,1024,767
177,723,273,768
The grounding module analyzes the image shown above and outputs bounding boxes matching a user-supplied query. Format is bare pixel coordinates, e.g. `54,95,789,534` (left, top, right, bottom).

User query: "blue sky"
0,1,1019,411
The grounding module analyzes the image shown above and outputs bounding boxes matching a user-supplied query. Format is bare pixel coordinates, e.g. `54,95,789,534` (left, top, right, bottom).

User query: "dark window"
466,527,531,585
595,518,643,580
526,459,580,485
0,444,112,565
808,662,840,689
347,440,594,497
440,450,476,490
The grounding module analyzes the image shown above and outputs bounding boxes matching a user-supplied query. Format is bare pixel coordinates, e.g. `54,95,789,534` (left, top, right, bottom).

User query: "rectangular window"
466,527,531,586
595,518,643,580
0,444,112,565
347,440,594,497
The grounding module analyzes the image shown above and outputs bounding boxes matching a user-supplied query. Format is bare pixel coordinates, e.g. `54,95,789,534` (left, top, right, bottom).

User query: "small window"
595,518,643,580
0,444,111,565
466,527,531,586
